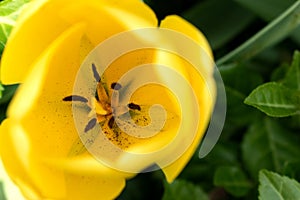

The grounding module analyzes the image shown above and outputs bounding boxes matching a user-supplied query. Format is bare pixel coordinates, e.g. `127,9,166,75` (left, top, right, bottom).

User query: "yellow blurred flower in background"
0,0,215,199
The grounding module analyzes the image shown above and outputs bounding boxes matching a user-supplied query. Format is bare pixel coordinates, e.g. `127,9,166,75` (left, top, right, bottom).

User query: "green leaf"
182,0,255,50
0,182,5,200
242,118,300,179
0,0,29,54
162,179,208,200
245,50,300,117
217,1,300,65
244,82,300,117
259,170,300,200
283,50,300,90
214,166,252,197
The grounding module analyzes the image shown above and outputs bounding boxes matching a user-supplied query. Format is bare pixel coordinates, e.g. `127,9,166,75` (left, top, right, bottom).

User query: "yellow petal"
160,67,215,183
159,15,216,182
4,23,85,198
8,22,86,120
44,155,134,179
1,0,157,84
160,15,213,61
0,119,41,199
0,119,126,200
61,0,158,45
0,0,70,84
88,42,209,176
0,158,26,200
4,21,128,199
64,173,125,200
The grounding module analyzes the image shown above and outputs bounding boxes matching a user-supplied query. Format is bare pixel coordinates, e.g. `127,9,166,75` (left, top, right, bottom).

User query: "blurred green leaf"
182,0,255,50
244,82,300,117
117,171,164,200
219,63,264,94
162,179,208,200
233,0,295,21
270,63,290,82
0,84,16,123
179,141,239,192
291,27,300,44
203,142,239,166
285,114,300,130
225,86,261,126
283,161,300,181
217,1,300,65
144,0,198,21
0,83,4,99
282,50,300,90
233,0,300,44
259,170,300,200
214,166,252,197
0,84,17,105
218,64,263,128
0,182,5,200
0,0,29,54
242,118,300,178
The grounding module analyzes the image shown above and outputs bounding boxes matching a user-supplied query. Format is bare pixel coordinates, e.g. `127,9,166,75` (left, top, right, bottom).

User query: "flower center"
63,63,143,150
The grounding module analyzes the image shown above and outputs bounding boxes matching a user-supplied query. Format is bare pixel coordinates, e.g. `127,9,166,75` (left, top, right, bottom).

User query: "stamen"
63,95,88,103
84,118,97,133
108,116,115,129
111,82,122,90
128,103,141,111
96,82,109,104
94,99,110,115
92,63,101,82
95,91,99,101
111,90,119,111
114,105,129,116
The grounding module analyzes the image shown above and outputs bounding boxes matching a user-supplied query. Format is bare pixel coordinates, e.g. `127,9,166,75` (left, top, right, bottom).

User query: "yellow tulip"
0,0,216,199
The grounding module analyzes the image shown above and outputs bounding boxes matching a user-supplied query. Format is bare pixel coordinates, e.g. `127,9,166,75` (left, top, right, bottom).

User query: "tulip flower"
0,0,216,199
